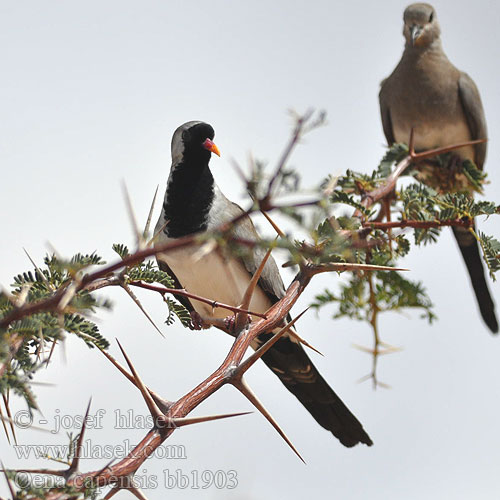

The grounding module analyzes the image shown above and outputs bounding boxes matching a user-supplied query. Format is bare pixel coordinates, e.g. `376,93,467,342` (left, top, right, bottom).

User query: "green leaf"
461,159,487,192
127,261,176,288
163,297,192,327
478,232,500,280
112,243,130,259
330,191,371,216
64,313,110,349
311,270,435,324
377,143,409,177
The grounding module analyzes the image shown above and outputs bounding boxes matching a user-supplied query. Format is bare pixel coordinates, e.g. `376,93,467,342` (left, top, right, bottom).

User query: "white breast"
157,244,273,320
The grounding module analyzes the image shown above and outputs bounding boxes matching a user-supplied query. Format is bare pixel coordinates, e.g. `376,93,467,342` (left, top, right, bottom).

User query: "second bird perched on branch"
154,120,372,447
379,2,498,333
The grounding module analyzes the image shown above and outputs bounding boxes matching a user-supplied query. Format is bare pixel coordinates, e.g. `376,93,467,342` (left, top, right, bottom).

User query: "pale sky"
1,1,500,499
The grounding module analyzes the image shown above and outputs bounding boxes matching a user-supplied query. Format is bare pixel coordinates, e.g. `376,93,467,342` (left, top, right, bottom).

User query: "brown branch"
367,271,381,389
236,244,274,329
77,274,311,484
356,134,487,215
308,262,408,275
410,137,487,162
17,260,371,493
362,218,472,230
0,233,204,330
0,111,327,335
66,400,92,477
84,276,121,292
263,110,314,205
2,393,16,445
97,347,173,413
129,281,267,319
358,156,412,213
0,203,304,331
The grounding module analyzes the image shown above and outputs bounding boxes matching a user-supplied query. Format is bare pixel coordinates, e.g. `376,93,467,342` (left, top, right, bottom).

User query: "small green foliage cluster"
311,143,500,327
313,271,435,324
0,246,192,410
112,243,191,327
0,254,110,407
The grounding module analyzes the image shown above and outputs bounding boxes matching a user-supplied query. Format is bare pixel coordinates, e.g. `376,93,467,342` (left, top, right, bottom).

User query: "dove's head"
403,3,441,48
171,121,220,168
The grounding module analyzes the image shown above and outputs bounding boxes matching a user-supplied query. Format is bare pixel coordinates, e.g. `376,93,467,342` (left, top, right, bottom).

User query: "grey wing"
379,80,396,146
213,196,374,446
458,72,487,169
224,200,286,303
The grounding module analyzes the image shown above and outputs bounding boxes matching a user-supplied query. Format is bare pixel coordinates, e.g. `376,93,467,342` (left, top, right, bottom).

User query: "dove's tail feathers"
452,226,498,333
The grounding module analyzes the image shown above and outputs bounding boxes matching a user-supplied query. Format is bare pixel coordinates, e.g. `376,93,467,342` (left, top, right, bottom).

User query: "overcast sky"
1,1,500,499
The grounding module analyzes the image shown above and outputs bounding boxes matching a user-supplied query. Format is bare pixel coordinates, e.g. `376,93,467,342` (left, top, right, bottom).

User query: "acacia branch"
264,109,315,205
358,156,412,212
357,134,487,214
362,218,473,230
73,267,312,485
128,281,267,319
0,207,306,331
6,258,402,496
0,113,331,335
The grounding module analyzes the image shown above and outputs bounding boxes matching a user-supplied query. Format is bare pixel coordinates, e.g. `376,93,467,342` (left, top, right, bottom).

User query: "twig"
129,281,267,319
264,111,314,204
356,134,486,215
18,260,373,493
362,218,473,230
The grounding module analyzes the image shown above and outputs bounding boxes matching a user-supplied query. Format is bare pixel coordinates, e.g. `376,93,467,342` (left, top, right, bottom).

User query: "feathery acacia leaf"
376,142,409,177
478,232,500,280
163,297,192,327
461,159,487,192
127,262,176,288
112,243,131,259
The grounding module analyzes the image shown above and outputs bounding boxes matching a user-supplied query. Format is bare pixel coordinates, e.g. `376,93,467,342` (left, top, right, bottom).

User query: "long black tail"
452,226,498,333
258,333,373,447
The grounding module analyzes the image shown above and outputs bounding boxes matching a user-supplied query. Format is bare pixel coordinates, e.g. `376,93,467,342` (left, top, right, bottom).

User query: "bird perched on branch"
379,3,498,333
154,120,372,447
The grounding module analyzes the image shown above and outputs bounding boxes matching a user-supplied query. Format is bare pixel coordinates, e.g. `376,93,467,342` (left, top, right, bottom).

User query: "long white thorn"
121,283,164,337
234,378,305,463
23,248,53,290
235,243,275,331
239,309,309,374
116,340,164,423
122,181,144,249
143,185,159,240
170,411,252,428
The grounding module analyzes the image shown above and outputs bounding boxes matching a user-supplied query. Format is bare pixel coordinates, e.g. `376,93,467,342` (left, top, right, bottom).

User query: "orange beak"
202,138,221,157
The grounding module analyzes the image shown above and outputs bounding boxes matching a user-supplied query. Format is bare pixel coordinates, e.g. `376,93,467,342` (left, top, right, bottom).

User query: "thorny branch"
0,113,493,498
362,219,473,230
357,130,487,214
350,130,487,387
128,281,267,319
1,259,378,499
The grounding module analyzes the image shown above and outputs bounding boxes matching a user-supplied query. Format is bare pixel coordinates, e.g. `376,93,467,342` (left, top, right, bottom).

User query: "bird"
154,120,373,447
379,3,498,333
